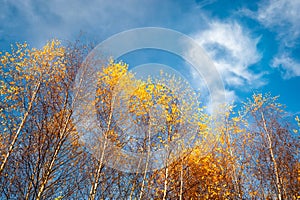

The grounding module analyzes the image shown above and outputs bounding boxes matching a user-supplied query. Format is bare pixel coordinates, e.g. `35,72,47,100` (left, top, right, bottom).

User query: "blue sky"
1,0,299,115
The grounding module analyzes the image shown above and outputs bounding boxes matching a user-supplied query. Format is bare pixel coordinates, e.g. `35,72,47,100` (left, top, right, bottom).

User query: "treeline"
0,40,299,199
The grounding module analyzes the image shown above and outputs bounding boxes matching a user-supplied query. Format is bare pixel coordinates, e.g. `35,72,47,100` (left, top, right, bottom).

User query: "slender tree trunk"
179,158,183,200
36,138,64,200
88,136,107,200
36,109,72,200
162,166,168,200
163,125,172,200
224,120,243,199
129,157,142,200
0,81,41,176
261,112,282,200
88,100,115,200
138,119,152,200
25,170,36,200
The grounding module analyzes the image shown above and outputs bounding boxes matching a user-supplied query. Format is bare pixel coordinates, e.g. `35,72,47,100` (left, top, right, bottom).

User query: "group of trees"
0,40,299,199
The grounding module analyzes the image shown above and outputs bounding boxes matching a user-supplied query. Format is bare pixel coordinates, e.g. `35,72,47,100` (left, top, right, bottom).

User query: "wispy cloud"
272,55,300,79
242,0,300,79
0,0,207,48
186,20,266,113
256,0,300,46
193,21,264,88
195,0,217,8
186,20,264,113
0,0,149,46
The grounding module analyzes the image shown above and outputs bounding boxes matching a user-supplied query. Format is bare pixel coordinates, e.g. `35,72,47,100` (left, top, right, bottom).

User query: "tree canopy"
0,40,299,199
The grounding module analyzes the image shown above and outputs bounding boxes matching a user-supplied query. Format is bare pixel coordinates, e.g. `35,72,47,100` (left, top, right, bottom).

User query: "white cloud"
195,0,217,8
0,0,209,48
256,0,300,45
249,0,300,79
272,55,300,79
1,0,154,47
193,21,264,88
186,20,266,114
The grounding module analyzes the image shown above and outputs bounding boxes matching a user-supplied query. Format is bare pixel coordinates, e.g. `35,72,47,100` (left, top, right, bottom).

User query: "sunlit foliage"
0,41,299,199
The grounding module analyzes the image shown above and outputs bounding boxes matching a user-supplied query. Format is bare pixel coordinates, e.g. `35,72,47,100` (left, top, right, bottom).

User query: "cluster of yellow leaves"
246,93,283,114
95,59,137,116
0,40,68,132
0,40,67,98
128,81,176,119
186,145,236,199
29,40,67,86
129,80,185,128
94,60,202,156
150,145,235,199
296,116,300,124
294,116,300,133
0,43,29,104
97,59,131,91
